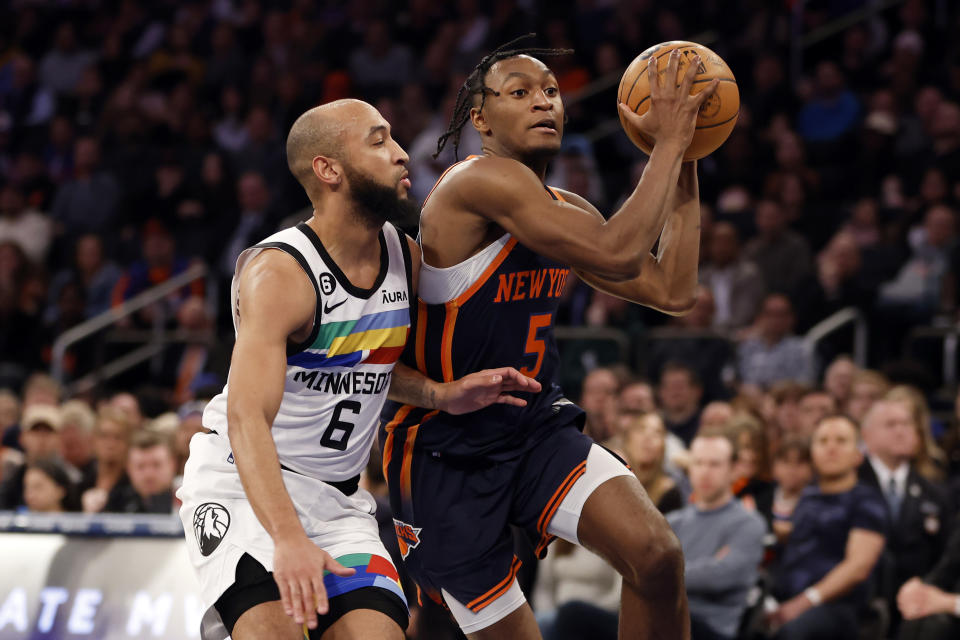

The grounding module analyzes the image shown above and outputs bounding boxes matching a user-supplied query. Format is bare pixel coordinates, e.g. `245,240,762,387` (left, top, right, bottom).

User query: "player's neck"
481,144,550,181
306,207,381,267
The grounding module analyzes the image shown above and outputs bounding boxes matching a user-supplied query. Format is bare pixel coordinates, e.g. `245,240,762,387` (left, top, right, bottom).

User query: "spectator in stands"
668,429,766,640
104,430,176,514
46,233,121,321
0,404,63,510
878,204,956,316
0,182,51,264
49,136,120,237
218,171,277,281
617,380,656,417
764,438,814,542
0,242,45,380
80,407,131,513
885,385,947,482
230,107,285,188
106,392,143,431
622,413,684,514
645,285,737,403
744,199,812,295
2,54,55,130
112,218,204,325
823,355,856,409
795,231,874,332
846,369,891,424
796,61,861,144
768,415,886,639
0,389,18,436
532,540,621,640
737,294,816,387
348,20,413,98
859,398,950,627
59,399,96,488
796,389,837,438
579,367,621,442
699,401,734,432
658,361,704,446
700,222,766,332
22,456,76,513
38,24,96,96
897,514,960,640
725,412,773,518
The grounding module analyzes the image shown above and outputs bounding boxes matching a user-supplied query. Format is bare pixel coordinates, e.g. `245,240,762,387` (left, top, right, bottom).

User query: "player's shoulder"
238,248,315,308
440,154,542,195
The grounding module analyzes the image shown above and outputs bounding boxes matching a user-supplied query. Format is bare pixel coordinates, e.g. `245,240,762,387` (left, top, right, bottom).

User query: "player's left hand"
439,367,542,415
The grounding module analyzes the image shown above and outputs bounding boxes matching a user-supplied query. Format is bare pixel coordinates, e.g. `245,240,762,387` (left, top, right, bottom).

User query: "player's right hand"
439,367,542,415
618,50,718,153
272,534,355,629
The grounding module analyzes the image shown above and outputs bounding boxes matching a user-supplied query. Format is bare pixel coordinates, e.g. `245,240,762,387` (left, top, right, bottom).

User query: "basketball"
618,41,739,161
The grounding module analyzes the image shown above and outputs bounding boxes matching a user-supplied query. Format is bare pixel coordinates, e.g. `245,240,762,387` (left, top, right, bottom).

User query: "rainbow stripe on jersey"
287,308,410,369
322,553,408,605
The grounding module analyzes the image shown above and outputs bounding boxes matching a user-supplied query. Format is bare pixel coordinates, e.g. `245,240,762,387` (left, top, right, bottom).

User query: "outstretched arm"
561,161,702,315
439,52,715,282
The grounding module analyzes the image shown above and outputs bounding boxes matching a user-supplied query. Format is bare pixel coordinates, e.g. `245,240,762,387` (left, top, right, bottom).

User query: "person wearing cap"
0,403,64,510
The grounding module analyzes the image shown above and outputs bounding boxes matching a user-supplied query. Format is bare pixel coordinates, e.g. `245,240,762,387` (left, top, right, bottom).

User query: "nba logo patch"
393,519,422,559
194,502,230,556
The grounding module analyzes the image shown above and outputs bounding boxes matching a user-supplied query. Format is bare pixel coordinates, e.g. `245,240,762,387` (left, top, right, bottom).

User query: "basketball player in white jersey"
177,99,540,640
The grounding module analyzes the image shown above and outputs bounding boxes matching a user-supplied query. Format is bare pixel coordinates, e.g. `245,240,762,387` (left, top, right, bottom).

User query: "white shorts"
442,444,634,634
177,432,404,639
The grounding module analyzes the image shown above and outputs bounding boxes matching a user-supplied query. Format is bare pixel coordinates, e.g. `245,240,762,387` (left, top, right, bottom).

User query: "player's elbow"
656,293,697,316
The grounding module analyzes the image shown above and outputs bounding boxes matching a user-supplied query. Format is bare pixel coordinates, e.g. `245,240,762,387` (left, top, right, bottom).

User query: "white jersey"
203,220,413,482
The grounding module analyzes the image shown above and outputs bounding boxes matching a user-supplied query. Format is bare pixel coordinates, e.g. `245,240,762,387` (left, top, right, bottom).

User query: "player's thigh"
321,609,404,640
576,472,677,579
232,600,303,640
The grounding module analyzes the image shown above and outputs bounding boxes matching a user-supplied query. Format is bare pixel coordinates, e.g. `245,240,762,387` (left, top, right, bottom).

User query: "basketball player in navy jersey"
381,37,716,639
178,98,540,640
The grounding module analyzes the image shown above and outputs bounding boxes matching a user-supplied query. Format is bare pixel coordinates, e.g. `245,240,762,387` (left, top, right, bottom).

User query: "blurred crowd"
2,0,960,639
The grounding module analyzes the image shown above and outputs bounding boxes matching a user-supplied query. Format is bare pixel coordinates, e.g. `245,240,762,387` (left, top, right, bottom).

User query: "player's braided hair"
434,33,573,160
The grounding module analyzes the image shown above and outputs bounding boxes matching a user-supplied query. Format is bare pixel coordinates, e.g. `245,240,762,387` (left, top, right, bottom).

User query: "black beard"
342,166,419,229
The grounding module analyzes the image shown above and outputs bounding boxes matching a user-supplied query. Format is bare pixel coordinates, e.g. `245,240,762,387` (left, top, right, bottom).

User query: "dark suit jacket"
858,461,951,597
925,513,960,592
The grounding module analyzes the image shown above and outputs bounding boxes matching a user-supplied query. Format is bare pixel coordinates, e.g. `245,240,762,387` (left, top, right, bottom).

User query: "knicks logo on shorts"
193,502,230,557
393,519,422,559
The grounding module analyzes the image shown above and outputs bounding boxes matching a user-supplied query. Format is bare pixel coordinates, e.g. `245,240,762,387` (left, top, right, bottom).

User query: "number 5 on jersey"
520,313,553,378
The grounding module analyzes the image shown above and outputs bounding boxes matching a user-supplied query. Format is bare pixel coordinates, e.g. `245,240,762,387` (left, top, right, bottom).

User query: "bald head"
286,99,377,189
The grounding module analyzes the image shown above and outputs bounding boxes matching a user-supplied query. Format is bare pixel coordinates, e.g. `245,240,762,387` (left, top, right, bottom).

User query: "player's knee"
623,523,683,591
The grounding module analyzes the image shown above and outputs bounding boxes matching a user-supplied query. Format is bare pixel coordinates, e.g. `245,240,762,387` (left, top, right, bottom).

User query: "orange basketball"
618,41,739,161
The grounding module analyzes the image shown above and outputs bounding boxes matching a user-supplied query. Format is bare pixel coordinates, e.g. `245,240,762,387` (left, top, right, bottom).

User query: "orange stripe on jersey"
399,410,438,499
381,405,413,480
537,461,587,534
440,302,458,383
544,186,567,203
467,556,523,612
414,300,428,374
453,237,518,307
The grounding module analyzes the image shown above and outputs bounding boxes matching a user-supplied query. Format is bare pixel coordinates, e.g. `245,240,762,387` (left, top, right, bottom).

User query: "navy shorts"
383,423,593,612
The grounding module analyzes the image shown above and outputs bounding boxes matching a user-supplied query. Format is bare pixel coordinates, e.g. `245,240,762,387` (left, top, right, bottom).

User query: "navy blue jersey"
381,184,585,461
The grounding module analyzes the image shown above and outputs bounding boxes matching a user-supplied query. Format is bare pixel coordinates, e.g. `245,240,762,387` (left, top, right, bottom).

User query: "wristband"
804,587,823,606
